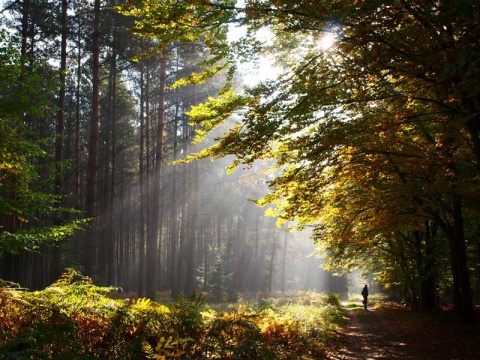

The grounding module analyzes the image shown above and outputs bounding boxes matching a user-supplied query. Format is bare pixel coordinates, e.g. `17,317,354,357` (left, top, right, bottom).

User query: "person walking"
361,284,369,310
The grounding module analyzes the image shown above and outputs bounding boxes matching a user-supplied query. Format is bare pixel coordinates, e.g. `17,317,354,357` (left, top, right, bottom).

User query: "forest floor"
325,301,480,360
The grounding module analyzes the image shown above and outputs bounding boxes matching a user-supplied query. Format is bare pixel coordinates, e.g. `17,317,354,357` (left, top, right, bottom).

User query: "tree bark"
421,221,437,310
267,222,277,292
281,224,288,294
450,189,475,323
51,0,68,282
184,151,199,297
145,52,167,300
169,75,180,299
85,0,101,277
107,45,117,286
137,60,147,298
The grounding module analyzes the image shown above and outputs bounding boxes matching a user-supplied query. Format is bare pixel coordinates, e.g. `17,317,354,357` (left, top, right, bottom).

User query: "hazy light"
228,24,280,87
319,32,337,51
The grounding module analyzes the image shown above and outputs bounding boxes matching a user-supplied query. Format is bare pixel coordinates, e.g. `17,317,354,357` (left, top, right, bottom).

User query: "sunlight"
228,24,280,87
319,32,337,51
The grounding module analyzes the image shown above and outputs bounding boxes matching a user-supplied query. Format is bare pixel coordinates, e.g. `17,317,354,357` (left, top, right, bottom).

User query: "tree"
51,0,68,282
84,0,101,277
0,33,85,260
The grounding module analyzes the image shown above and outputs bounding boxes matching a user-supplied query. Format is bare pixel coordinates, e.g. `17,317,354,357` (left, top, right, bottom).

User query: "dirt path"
326,302,480,360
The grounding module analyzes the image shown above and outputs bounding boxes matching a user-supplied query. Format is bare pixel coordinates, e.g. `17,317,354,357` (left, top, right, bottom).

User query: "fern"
142,341,158,359
1,273,343,360
50,268,91,287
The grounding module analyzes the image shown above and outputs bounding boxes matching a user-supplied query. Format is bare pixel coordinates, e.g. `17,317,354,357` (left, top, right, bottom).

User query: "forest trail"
326,301,480,360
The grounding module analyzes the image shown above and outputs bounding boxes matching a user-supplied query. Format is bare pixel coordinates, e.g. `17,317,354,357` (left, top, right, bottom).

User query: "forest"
0,0,479,337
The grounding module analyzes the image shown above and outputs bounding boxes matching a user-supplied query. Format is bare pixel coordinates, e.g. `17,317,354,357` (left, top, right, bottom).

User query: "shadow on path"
326,301,480,360
326,302,423,360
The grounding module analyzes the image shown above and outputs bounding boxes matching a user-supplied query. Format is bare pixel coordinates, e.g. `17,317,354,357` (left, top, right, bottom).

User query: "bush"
326,293,341,306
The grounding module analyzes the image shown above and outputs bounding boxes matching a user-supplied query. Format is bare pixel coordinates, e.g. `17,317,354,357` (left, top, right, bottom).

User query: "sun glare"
319,32,337,51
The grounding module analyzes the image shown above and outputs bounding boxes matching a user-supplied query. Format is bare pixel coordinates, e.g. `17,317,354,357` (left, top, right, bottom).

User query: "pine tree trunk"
184,154,199,297
281,224,288,294
137,60,147,298
74,31,82,209
145,52,167,300
107,48,117,286
268,222,277,293
51,0,68,282
169,80,180,300
85,0,101,277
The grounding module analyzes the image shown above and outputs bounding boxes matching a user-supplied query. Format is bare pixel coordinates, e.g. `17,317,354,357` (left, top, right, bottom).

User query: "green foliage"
115,0,238,90
0,273,345,359
169,292,205,340
0,34,87,256
143,336,190,359
186,90,250,146
0,219,89,255
197,245,240,304
326,293,341,307
0,31,52,117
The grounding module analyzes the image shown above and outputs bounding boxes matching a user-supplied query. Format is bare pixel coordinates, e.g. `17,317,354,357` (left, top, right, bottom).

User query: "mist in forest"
0,0,348,301
180,116,344,299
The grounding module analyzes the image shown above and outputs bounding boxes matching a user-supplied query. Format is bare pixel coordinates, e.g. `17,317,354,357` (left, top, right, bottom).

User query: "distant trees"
0,0,316,302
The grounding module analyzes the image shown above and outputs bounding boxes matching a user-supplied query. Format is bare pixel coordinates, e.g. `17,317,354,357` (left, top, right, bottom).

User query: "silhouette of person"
361,284,369,309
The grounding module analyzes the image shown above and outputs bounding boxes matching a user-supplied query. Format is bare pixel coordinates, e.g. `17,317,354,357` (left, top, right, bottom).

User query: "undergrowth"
0,269,346,359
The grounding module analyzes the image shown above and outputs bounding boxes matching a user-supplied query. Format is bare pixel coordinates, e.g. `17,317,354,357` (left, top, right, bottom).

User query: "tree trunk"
137,60,147,298
450,190,475,323
267,222,277,293
421,221,437,310
432,162,476,323
176,133,189,298
74,29,82,209
281,224,288,294
169,77,180,299
20,0,28,73
107,47,117,286
145,52,167,300
184,151,199,297
51,0,68,282
85,0,101,277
